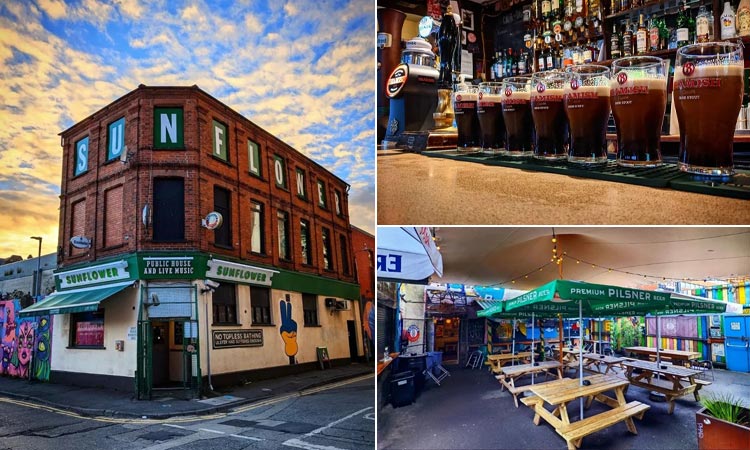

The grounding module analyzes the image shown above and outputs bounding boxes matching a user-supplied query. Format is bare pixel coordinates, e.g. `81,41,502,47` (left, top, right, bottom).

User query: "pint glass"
531,71,568,160
453,84,482,152
478,82,505,154
502,77,534,157
674,42,743,176
564,65,611,165
611,56,668,167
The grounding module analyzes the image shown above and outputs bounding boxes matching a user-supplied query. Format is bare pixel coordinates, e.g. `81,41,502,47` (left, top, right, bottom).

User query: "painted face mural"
0,299,52,381
17,321,34,377
279,299,298,364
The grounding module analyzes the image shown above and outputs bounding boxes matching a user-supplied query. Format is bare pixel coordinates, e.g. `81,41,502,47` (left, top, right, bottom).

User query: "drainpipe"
205,301,213,392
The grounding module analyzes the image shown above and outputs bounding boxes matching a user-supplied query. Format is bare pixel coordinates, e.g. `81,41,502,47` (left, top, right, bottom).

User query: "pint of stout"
564,65,611,165
478,82,505,154
453,84,482,152
674,42,743,176
610,56,668,167
502,77,534,157
531,71,568,160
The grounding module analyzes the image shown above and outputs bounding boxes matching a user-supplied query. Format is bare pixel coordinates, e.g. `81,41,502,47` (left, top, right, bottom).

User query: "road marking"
230,434,264,441
282,406,374,450
199,428,224,434
364,413,375,420
163,424,186,429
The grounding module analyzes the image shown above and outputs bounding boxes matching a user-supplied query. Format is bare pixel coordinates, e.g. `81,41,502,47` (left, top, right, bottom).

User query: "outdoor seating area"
621,359,709,414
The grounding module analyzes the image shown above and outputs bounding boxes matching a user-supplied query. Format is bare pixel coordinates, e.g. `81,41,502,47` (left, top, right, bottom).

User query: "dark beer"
477,93,505,152
611,77,667,166
531,87,568,159
454,91,481,151
674,63,743,175
502,89,534,156
564,85,611,164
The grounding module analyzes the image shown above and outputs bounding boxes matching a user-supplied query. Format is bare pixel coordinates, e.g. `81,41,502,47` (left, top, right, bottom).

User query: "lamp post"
30,236,42,299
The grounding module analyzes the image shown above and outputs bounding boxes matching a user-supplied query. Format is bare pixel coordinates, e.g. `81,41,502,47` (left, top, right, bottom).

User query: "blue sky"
0,0,374,257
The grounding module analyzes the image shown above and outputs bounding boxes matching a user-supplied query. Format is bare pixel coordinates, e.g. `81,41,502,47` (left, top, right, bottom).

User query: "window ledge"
66,346,107,350
304,324,322,328
251,323,276,327
212,243,234,250
211,155,233,166
211,323,242,327
248,251,269,257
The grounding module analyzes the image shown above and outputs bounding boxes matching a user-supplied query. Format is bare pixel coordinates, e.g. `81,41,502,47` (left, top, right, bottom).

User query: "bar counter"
377,152,750,224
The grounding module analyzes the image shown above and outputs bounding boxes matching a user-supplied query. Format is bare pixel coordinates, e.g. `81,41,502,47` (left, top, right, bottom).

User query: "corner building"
24,85,363,399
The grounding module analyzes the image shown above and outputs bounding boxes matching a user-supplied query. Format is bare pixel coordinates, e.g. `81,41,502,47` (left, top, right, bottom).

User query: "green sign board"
153,107,184,149
213,120,227,161
140,255,207,279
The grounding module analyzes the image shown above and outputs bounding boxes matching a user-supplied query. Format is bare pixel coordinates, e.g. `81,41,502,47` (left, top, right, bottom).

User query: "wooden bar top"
377,353,400,376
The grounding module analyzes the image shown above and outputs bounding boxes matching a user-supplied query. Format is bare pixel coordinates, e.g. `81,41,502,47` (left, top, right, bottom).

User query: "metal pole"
205,302,213,392
30,237,42,298
656,315,661,366
579,300,584,421
531,312,535,385
599,318,603,355
511,317,516,366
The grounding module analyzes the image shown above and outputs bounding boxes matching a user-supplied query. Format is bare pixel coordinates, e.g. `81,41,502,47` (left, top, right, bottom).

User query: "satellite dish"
142,204,150,227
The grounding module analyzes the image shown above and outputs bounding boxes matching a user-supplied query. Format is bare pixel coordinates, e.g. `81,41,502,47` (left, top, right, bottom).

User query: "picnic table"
523,374,650,450
623,346,701,365
487,352,536,373
497,360,563,407
621,359,710,414
578,353,626,375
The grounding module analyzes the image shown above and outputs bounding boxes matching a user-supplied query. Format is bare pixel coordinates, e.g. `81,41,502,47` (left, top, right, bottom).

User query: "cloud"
38,0,67,19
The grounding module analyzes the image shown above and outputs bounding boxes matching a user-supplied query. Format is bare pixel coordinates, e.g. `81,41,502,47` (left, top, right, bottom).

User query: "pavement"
0,362,373,420
377,362,750,450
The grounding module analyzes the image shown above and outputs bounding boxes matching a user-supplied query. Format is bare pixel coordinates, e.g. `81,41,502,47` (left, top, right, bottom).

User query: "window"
248,139,262,177
153,178,185,242
322,227,333,270
317,180,327,208
153,107,184,149
303,294,318,326
251,286,272,325
300,219,311,265
107,117,125,162
70,310,104,348
104,186,123,247
74,136,89,176
339,234,350,275
296,168,307,199
212,119,228,162
212,282,237,325
334,190,342,216
70,199,86,256
274,155,287,188
214,186,232,247
277,210,290,260
250,201,264,254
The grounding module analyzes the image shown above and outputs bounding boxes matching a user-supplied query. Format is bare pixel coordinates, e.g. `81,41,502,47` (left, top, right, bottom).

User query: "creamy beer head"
674,42,743,176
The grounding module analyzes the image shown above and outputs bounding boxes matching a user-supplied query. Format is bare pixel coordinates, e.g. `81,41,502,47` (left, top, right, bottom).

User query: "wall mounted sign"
206,259,278,287
202,211,223,230
57,260,131,289
141,256,197,278
212,329,263,349
70,236,92,249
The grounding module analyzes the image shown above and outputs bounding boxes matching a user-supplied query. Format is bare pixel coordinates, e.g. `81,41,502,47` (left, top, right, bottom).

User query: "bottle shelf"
594,47,677,65
605,0,705,22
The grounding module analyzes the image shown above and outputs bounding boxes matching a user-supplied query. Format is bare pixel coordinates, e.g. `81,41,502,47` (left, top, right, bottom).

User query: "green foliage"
612,318,644,351
701,393,750,426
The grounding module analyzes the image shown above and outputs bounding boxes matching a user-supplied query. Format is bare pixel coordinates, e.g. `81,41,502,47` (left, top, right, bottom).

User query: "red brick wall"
351,227,375,301
104,185,123,248
58,86,356,284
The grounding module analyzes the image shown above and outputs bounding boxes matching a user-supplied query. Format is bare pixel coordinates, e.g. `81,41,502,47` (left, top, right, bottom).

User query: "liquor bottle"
738,0,750,36
659,17,669,50
649,16,660,52
623,20,633,57
620,0,629,14
636,14,648,55
721,1,737,39
687,4,696,43
552,0,562,18
512,50,520,75
542,0,552,18
611,23,622,59
546,44,555,69
507,48,514,77
708,10,715,40
676,1,690,47
583,39,593,63
538,45,546,72
696,5,711,43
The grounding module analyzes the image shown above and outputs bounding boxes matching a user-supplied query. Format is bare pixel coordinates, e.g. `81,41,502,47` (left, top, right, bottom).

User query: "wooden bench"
520,395,542,407
558,401,650,450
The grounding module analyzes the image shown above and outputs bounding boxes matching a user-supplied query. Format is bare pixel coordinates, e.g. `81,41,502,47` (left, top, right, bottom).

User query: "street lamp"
30,236,42,299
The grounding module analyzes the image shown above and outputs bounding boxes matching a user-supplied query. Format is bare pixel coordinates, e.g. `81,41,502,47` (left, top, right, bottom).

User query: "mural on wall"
0,298,51,381
279,298,298,364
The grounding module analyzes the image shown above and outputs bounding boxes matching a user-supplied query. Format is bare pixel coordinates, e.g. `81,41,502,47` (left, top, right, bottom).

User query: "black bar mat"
420,150,750,199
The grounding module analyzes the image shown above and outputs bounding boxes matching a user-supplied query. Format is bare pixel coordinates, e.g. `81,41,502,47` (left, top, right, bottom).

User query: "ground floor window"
212,282,237,325
70,310,105,348
303,293,318,326
251,286,272,325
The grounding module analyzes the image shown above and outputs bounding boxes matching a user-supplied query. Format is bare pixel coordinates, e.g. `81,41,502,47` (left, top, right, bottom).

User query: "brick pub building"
21,85,364,399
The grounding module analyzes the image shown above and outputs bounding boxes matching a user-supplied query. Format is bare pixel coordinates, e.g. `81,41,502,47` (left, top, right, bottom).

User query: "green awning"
19,281,133,317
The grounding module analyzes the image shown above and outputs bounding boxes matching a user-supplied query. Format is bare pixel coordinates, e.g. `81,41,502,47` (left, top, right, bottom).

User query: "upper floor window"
74,136,89,176
296,168,307,199
322,227,333,270
214,186,232,247
300,219,311,265
317,180,327,208
107,117,125,162
277,210,290,261
334,190,342,216
212,120,228,162
250,201,264,254
339,234,350,275
248,139,262,177
274,155,287,188
153,178,185,242
153,107,184,149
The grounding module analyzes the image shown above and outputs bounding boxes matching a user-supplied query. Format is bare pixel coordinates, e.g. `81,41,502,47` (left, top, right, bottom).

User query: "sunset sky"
0,0,374,258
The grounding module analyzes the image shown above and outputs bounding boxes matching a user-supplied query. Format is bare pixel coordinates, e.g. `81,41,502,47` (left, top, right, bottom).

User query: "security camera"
204,279,220,289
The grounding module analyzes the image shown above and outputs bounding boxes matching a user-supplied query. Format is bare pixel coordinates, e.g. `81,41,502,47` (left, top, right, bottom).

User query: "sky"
0,0,374,258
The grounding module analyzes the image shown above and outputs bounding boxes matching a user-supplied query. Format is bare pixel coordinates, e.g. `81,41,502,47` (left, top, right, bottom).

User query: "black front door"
347,320,358,361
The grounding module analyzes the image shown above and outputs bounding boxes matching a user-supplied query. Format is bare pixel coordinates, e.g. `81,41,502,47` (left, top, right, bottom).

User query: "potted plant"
696,393,750,450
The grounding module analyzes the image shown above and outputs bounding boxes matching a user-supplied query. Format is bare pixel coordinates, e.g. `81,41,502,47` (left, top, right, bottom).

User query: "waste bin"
427,351,443,375
389,371,415,407
397,353,427,394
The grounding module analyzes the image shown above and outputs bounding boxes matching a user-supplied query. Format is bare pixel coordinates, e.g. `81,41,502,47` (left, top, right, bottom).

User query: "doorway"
347,320,358,361
151,320,190,389
435,317,460,364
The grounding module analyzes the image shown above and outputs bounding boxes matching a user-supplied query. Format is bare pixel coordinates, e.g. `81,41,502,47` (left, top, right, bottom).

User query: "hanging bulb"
553,248,557,253
576,260,580,264
512,280,516,284
552,238,557,243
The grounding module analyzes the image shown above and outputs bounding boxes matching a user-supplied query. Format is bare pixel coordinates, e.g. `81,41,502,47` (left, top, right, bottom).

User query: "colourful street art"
279,298,298,365
0,298,51,381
